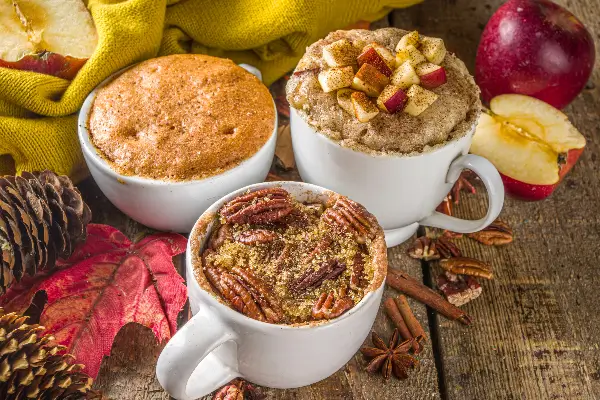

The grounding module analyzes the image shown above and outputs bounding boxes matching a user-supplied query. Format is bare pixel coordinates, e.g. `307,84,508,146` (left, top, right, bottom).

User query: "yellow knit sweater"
0,0,421,178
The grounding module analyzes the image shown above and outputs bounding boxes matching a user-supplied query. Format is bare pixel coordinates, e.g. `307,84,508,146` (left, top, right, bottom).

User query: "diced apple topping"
404,85,439,116
415,63,447,89
351,63,389,97
395,31,420,52
363,43,396,70
318,66,354,93
351,91,379,122
395,45,426,67
357,47,393,77
420,37,446,65
391,61,420,89
322,39,358,67
377,85,408,114
337,88,356,115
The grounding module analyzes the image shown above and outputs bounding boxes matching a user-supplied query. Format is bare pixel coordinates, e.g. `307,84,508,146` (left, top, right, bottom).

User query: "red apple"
470,94,586,201
415,63,447,89
0,0,97,80
357,47,393,77
475,0,595,109
377,85,407,113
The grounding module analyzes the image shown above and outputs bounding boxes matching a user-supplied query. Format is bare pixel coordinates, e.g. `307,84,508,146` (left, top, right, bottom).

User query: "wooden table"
86,0,600,398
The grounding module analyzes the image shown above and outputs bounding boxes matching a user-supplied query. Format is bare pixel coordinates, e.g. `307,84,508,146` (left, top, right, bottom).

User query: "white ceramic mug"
155,181,388,400
77,64,276,233
290,108,505,247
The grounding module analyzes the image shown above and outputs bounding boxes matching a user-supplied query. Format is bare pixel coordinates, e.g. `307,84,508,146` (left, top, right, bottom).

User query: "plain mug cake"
88,54,275,181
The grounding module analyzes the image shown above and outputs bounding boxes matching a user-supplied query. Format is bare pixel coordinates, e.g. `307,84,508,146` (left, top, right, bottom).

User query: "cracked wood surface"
86,0,600,398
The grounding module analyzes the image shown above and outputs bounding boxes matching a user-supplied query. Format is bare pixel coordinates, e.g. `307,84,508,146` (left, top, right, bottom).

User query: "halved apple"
0,0,97,79
470,94,586,200
415,63,447,89
357,47,393,77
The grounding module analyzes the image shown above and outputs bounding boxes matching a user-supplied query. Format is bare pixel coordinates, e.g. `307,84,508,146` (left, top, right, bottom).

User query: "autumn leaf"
0,224,188,378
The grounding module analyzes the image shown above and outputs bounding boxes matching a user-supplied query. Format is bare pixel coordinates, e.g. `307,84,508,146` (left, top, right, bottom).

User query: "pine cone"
0,171,92,294
0,308,96,399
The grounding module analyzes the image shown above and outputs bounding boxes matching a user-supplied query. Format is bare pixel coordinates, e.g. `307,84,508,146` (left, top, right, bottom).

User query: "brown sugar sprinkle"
202,188,377,324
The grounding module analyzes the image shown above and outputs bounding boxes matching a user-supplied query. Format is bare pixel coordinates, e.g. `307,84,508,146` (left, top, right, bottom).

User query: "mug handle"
418,153,505,232
156,306,240,400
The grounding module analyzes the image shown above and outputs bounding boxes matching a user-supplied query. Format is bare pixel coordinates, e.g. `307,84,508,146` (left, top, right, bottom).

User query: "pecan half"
440,257,493,280
235,229,279,245
436,195,452,216
467,219,513,245
436,236,461,259
292,259,346,293
209,224,233,250
311,288,354,320
451,170,477,204
350,250,366,290
407,236,439,261
203,250,284,323
437,272,482,307
220,188,293,225
321,197,376,244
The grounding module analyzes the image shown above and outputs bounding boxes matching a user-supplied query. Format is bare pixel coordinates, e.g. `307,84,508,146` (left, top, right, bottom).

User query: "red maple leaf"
0,224,188,378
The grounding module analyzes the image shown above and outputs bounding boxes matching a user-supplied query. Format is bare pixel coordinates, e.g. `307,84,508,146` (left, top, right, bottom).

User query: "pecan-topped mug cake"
156,182,388,399
78,55,277,232
287,28,505,246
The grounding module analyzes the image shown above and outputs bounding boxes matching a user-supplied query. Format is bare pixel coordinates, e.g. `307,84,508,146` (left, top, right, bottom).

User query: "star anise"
360,329,418,381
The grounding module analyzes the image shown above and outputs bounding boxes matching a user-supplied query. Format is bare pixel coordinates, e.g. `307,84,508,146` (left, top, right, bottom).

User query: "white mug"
77,63,276,233
156,181,388,400
290,108,504,247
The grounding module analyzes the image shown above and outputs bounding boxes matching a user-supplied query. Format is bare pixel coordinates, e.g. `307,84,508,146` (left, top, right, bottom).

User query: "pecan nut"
451,170,477,204
235,229,279,245
209,224,233,250
203,250,284,323
407,236,439,261
436,195,452,216
292,259,346,293
311,288,354,320
321,197,376,244
437,272,482,307
436,236,462,259
350,250,367,290
220,188,293,225
467,219,513,245
440,257,493,280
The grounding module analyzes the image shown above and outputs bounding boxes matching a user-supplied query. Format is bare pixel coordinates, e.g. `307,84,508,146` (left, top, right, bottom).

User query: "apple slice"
337,88,356,115
395,44,426,67
416,62,447,89
395,31,420,52
351,91,379,122
391,61,420,89
470,94,586,200
363,43,396,70
322,39,358,67
377,85,407,114
420,37,446,65
351,63,389,97
404,85,439,116
318,66,354,93
357,47,393,77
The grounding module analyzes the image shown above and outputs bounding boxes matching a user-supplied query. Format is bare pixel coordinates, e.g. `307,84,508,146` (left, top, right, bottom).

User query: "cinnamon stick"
386,268,472,325
395,295,427,341
383,298,412,341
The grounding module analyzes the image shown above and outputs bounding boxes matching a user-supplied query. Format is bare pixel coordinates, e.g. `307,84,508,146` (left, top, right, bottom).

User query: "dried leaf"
275,124,295,169
0,224,187,378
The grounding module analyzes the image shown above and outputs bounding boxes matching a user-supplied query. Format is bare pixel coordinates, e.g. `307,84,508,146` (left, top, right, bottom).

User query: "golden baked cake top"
89,54,275,181
286,28,481,155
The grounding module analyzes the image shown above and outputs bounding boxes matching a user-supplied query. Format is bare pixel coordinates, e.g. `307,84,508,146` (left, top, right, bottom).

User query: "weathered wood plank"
393,0,600,398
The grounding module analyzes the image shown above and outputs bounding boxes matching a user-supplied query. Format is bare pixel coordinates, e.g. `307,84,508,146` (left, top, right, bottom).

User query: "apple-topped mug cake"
286,28,481,154
196,187,387,324
88,54,275,181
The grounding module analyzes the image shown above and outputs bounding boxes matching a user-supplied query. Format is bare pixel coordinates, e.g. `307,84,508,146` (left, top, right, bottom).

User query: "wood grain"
391,1,600,398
